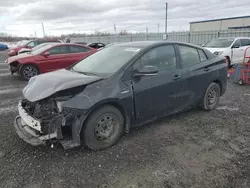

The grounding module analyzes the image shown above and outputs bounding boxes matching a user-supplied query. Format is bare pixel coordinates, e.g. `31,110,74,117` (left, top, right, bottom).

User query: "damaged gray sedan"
14,41,227,150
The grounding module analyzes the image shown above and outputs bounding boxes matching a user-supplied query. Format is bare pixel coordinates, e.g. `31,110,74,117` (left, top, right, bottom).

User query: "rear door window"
69,45,90,53
179,45,200,67
48,46,70,55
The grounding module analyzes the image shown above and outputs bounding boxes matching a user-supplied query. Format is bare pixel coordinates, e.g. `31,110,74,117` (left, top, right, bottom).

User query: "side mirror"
232,45,240,48
43,51,50,57
133,65,159,77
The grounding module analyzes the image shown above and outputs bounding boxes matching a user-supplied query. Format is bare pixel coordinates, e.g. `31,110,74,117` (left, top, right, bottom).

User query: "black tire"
200,82,221,111
83,105,124,150
20,64,39,80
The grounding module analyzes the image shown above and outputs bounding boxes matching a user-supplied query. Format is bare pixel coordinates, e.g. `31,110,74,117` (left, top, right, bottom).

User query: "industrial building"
190,15,250,31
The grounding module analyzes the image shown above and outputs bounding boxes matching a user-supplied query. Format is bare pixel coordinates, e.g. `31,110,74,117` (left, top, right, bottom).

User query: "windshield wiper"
71,68,97,76
78,71,97,76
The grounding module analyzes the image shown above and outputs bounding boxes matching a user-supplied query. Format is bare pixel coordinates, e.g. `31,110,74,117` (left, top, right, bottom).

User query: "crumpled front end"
14,99,64,147
14,69,103,149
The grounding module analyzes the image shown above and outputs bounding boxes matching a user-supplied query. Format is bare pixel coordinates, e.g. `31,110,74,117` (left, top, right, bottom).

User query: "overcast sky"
0,0,249,37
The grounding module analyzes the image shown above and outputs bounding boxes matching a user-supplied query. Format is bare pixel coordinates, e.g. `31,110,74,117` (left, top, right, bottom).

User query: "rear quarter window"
203,48,217,59
198,49,208,62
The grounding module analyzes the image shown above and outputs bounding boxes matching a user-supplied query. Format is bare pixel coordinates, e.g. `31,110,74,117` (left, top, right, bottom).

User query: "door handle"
172,75,181,80
204,67,210,72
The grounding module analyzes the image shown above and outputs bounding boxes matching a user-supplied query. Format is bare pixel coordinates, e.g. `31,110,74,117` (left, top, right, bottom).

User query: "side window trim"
177,44,201,68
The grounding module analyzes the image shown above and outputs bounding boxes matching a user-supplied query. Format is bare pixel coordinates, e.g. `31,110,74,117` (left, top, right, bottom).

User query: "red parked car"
7,43,97,80
8,39,62,57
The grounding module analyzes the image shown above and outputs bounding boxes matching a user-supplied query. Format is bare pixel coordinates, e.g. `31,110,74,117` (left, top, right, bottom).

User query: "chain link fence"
70,29,250,46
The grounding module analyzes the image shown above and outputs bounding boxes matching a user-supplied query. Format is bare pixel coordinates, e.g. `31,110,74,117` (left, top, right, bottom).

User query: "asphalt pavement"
0,52,250,188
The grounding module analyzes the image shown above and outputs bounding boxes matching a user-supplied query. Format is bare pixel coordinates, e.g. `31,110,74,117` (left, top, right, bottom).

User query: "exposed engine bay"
22,98,61,134
14,85,87,149
13,68,104,149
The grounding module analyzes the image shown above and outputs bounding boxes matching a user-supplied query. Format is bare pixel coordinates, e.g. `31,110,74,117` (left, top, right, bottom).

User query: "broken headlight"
55,96,74,112
53,86,86,112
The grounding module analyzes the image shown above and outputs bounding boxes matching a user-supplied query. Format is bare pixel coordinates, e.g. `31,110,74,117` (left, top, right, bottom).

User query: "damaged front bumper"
14,101,58,146
14,100,84,149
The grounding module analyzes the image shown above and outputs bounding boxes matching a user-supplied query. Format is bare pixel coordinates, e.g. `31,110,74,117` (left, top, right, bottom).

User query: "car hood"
10,46,22,51
19,48,31,52
204,47,226,53
23,69,103,102
7,53,33,64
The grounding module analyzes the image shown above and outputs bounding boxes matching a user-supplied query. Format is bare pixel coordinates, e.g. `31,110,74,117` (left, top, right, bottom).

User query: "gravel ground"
0,52,250,188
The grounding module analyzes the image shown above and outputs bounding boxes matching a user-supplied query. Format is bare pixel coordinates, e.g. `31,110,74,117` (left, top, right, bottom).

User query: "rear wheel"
200,82,221,111
20,64,39,80
83,105,124,150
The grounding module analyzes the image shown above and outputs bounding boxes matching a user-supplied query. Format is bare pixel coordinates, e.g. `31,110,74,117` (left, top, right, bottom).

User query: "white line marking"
0,105,17,115
121,90,129,94
0,88,21,95
217,106,239,111
0,73,10,77
0,97,22,106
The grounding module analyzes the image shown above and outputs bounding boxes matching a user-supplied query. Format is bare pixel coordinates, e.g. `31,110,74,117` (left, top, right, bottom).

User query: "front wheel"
200,82,221,111
20,64,39,80
83,105,124,150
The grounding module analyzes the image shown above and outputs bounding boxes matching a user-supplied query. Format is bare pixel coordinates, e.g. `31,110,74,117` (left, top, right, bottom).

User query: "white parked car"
203,37,250,66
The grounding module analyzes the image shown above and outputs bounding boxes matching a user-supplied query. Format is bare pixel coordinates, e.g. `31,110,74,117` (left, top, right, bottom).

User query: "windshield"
31,44,55,55
31,43,53,51
71,45,141,77
17,40,30,47
204,38,234,48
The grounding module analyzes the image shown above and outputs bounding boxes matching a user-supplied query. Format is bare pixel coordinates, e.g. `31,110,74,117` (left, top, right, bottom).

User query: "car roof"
46,43,90,48
39,42,61,45
32,39,60,42
113,41,202,49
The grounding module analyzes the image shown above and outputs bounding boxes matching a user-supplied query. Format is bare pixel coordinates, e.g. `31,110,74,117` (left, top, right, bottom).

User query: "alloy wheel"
22,66,38,80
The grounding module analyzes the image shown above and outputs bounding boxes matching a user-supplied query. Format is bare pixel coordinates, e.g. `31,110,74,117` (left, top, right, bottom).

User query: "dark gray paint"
19,41,228,149
22,69,102,102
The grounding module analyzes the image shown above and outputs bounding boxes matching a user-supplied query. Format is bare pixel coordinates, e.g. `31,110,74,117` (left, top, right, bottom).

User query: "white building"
190,16,250,31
